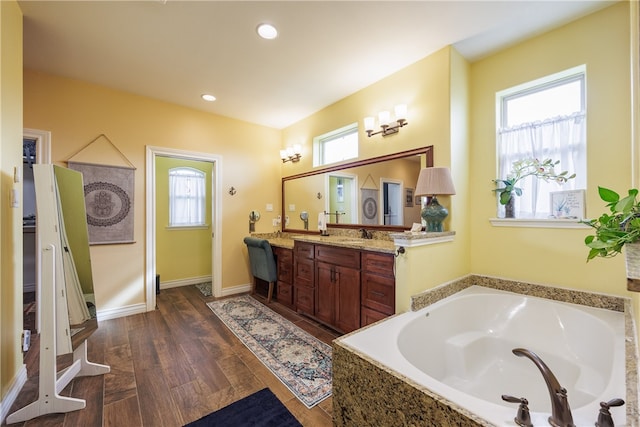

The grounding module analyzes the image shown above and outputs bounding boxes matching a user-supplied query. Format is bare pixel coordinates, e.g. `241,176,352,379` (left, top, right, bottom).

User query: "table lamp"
414,167,456,232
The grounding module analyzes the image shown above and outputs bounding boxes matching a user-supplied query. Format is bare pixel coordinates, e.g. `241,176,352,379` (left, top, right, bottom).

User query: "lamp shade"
415,167,456,196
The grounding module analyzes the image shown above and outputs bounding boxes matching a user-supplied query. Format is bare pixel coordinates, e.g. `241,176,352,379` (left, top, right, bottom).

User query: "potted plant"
583,186,640,291
493,158,575,218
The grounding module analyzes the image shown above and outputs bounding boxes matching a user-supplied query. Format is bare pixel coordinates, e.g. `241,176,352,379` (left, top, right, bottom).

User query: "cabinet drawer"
294,257,314,288
361,306,389,327
362,251,394,277
277,281,293,307
361,273,394,315
294,241,315,259
274,247,293,283
295,285,314,315
315,244,360,269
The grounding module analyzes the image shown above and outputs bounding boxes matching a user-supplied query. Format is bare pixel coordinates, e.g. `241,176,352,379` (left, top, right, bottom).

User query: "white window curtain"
169,168,206,226
497,112,586,217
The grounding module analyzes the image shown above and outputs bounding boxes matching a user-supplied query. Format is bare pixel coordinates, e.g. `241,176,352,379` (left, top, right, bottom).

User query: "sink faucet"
512,348,575,427
359,228,373,239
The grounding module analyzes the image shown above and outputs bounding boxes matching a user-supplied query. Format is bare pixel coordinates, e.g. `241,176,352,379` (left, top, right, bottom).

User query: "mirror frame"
281,145,433,232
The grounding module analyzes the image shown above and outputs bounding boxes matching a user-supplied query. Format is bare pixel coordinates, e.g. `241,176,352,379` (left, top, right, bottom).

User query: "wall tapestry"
68,162,135,245
361,188,379,225
66,134,136,245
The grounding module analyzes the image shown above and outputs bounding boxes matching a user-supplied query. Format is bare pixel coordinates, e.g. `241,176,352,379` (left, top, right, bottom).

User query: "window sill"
489,218,590,229
166,224,210,230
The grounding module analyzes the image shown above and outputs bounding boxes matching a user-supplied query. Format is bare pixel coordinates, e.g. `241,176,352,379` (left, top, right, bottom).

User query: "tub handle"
501,395,533,427
595,398,625,427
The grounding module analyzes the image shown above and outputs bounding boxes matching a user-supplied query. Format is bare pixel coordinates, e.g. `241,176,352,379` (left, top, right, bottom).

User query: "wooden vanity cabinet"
315,245,361,333
293,240,395,333
273,247,294,309
361,252,395,327
293,242,315,316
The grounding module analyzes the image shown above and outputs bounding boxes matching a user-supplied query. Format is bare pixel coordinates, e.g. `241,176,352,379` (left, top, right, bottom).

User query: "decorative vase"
504,194,516,219
625,242,640,292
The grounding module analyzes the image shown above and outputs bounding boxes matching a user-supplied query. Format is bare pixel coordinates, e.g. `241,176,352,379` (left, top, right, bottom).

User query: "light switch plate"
266,203,273,212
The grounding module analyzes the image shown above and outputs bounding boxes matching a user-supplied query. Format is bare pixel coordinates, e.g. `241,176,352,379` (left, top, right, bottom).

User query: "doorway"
381,179,403,226
22,128,51,334
326,172,358,224
145,146,222,312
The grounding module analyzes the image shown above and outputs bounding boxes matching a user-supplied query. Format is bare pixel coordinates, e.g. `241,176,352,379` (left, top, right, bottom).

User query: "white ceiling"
18,1,616,129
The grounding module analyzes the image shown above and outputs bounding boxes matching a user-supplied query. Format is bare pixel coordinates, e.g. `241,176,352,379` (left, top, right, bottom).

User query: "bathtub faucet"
512,348,575,427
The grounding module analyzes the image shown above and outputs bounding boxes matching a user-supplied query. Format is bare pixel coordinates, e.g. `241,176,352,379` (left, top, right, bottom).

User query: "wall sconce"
364,104,408,137
280,144,302,163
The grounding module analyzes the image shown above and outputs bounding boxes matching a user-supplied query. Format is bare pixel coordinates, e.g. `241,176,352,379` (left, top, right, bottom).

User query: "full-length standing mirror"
282,146,433,232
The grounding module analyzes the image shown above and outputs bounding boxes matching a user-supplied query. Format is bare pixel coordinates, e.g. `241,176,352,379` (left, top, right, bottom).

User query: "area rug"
195,281,212,297
184,388,301,427
207,295,332,408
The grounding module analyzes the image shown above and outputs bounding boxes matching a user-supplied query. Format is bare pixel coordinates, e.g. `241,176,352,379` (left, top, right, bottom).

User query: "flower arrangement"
493,158,576,205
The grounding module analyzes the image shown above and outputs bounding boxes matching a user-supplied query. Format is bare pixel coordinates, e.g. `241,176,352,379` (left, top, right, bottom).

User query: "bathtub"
340,285,627,426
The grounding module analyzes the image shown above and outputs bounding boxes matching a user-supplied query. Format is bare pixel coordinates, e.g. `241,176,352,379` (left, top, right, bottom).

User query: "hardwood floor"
5,285,340,427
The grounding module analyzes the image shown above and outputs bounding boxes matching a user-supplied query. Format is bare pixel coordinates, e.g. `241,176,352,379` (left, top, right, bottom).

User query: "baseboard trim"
96,303,147,321
0,364,27,424
221,283,252,297
159,275,212,290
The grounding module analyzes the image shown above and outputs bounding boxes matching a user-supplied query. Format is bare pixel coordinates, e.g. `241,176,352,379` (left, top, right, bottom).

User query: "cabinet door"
315,261,335,325
335,265,361,333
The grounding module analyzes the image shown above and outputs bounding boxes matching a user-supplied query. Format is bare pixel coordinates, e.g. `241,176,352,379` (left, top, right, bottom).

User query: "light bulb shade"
364,116,375,132
280,149,288,160
378,111,390,126
415,167,456,196
394,104,407,121
292,144,302,154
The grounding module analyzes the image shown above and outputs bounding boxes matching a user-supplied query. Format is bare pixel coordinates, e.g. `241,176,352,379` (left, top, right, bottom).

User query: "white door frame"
145,146,222,312
380,178,403,226
325,172,358,224
23,128,51,332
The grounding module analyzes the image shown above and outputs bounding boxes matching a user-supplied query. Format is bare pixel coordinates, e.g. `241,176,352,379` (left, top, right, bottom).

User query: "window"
169,167,206,226
496,66,587,219
313,122,358,167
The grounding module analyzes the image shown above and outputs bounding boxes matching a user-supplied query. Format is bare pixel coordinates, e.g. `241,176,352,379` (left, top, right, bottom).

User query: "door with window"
155,157,213,287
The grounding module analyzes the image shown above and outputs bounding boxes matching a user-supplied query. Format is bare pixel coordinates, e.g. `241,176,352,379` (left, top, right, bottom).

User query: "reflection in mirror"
282,146,433,232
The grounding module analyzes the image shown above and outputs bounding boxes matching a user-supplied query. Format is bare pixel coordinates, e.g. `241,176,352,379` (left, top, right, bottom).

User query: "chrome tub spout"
512,348,575,427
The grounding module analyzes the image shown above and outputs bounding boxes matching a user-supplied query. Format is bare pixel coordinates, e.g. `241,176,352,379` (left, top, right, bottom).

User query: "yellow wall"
23,70,282,312
469,2,632,296
3,0,637,410
0,0,23,403
155,157,212,282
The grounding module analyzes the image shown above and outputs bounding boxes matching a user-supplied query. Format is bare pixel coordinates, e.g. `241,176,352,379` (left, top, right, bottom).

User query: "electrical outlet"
266,203,273,212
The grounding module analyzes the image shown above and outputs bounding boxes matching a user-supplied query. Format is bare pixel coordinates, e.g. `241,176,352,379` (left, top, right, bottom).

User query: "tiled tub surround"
333,276,639,426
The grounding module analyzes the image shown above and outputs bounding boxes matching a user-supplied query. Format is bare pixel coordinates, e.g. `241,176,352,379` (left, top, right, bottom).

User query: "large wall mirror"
282,146,433,232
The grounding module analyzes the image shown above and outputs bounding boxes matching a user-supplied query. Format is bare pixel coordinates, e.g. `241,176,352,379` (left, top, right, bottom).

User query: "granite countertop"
251,232,396,254
292,234,396,254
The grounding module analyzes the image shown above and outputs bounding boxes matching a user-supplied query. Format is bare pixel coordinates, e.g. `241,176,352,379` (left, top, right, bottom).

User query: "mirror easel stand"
6,246,110,423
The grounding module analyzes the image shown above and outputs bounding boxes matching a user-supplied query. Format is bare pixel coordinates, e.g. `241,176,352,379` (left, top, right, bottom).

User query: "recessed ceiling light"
257,23,278,40
201,94,216,102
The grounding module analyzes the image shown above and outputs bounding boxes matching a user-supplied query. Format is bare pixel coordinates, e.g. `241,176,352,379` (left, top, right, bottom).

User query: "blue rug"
184,388,301,427
207,295,332,408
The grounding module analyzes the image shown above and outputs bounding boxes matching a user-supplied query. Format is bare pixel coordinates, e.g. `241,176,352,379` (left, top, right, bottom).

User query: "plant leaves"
598,186,619,203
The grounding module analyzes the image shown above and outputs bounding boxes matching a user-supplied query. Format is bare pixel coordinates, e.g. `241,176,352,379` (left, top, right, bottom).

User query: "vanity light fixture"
364,104,408,137
280,144,302,163
415,167,456,232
